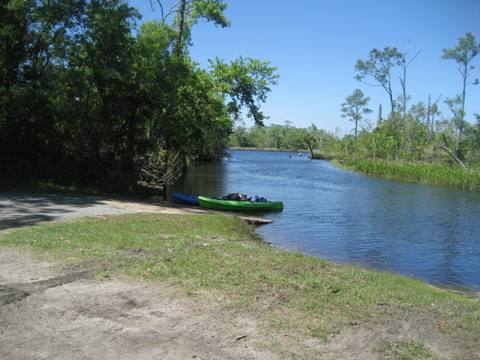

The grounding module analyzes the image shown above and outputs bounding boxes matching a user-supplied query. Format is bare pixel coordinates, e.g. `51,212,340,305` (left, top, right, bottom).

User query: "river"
174,149,480,290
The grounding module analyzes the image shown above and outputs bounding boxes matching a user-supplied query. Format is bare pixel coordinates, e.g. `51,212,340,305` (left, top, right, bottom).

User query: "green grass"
376,340,437,360
338,159,480,191
311,150,343,160
1,213,479,344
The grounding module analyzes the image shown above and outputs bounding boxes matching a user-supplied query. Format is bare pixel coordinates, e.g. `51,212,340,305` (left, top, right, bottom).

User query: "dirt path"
0,192,135,230
0,192,270,231
0,249,278,360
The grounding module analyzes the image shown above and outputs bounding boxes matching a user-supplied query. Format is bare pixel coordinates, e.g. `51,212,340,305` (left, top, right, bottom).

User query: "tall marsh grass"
343,159,480,191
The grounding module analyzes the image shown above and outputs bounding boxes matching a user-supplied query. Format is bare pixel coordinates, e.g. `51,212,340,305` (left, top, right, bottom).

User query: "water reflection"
174,149,480,289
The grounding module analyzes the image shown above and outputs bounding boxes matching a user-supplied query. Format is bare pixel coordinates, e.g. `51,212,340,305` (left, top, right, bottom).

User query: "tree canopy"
0,0,278,191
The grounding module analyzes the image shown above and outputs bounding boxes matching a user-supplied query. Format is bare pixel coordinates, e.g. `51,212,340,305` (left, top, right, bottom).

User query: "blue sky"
129,0,480,133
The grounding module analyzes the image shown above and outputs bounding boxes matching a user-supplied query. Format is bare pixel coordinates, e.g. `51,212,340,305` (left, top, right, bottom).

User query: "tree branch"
357,79,382,88
406,49,421,67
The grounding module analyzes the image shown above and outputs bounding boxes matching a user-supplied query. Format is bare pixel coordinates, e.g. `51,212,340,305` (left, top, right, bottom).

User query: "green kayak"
198,196,283,212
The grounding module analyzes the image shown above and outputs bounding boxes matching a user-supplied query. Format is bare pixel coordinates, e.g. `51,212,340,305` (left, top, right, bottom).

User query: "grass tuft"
376,340,437,360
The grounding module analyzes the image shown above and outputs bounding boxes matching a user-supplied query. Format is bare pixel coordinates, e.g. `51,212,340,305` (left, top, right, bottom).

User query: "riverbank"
334,158,480,192
1,213,479,358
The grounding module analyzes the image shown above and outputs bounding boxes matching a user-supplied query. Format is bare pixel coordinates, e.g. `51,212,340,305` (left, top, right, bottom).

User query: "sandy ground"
0,249,280,360
3,249,478,359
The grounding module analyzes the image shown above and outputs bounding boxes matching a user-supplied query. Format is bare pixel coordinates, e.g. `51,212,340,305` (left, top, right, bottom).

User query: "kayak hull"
172,192,199,206
198,196,283,212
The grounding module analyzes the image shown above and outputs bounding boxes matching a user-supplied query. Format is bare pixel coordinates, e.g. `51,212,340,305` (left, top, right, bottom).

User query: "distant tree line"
0,0,277,191
232,33,480,168
229,123,338,154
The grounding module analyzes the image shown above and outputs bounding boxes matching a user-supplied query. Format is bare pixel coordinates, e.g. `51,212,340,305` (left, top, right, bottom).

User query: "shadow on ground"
0,192,129,231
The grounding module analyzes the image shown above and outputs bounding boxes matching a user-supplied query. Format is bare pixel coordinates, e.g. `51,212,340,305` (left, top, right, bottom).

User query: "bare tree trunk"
426,94,432,139
399,50,420,126
387,79,401,157
441,145,467,170
456,63,468,157
306,140,314,159
377,104,383,125
387,80,395,122
427,94,441,140
175,0,186,56
400,60,407,123
441,134,467,170
431,113,436,139
162,145,170,200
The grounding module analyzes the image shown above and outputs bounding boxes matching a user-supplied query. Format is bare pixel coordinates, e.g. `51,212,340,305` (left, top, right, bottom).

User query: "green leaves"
210,57,279,126
191,0,231,28
355,47,402,85
442,32,479,67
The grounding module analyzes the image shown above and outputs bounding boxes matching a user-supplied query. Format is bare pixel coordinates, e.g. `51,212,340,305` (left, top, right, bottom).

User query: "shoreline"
108,197,480,294
2,190,477,294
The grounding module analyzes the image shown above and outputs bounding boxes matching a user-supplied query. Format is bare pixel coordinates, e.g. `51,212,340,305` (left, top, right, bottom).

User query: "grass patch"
1,213,479,344
311,150,343,160
376,340,437,360
338,159,480,191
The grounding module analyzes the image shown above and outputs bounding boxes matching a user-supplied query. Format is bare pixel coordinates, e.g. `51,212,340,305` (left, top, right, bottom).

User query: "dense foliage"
0,0,277,191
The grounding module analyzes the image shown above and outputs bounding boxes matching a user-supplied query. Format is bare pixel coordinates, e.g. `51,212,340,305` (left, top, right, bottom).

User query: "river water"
174,149,480,290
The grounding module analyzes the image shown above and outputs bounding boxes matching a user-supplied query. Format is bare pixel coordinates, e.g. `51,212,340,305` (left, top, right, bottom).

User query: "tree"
341,89,372,140
0,1,278,192
150,0,230,56
398,49,421,123
355,47,402,124
442,32,479,157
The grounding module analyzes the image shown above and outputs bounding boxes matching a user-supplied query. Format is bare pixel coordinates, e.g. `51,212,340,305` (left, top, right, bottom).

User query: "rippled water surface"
174,149,480,289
